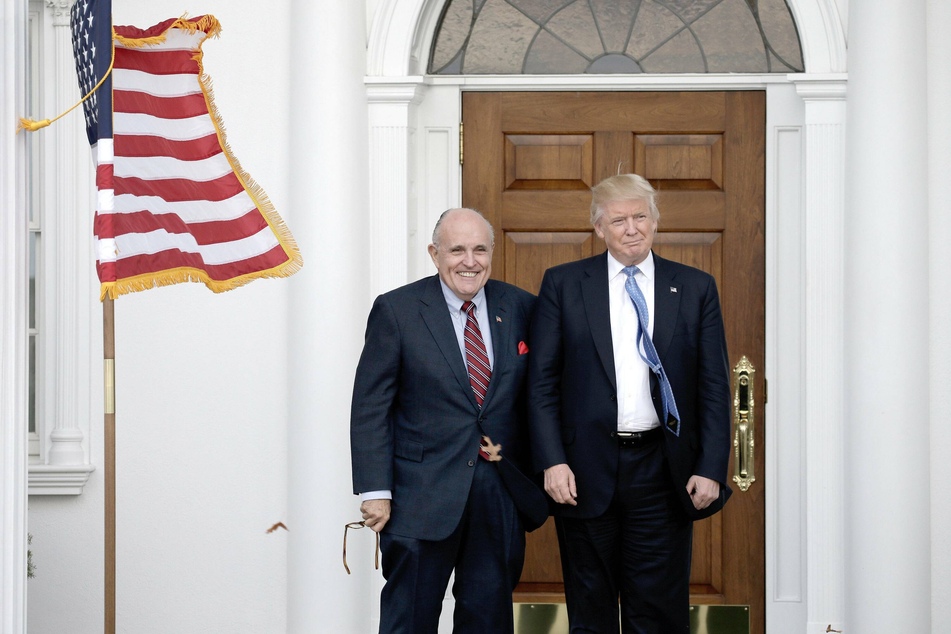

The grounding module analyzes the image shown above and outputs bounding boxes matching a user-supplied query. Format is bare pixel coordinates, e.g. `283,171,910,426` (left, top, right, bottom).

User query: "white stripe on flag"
110,191,256,223
98,238,118,264
114,226,280,266
111,69,202,98
96,139,114,165
113,154,234,182
98,188,115,214
114,112,216,140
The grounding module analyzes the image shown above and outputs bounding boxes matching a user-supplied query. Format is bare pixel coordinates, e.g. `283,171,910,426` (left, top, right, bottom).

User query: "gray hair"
431,208,495,247
590,174,660,226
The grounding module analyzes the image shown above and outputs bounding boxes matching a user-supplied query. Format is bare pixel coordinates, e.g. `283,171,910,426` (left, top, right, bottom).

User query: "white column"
286,1,371,632
1,0,29,629
366,80,424,295
44,0,91,468
845,1,931,632
927,0,951,627
791,76,847,634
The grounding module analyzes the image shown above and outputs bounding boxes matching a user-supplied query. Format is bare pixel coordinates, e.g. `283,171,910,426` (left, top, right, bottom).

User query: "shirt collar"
607,250,655,282
438,277,487,313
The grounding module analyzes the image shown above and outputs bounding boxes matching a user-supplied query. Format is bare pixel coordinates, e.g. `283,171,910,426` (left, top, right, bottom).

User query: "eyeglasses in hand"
342,521,380,575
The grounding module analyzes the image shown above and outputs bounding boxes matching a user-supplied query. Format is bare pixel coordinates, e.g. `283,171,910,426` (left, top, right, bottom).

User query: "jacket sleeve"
350,295,401,495
527,269,568,473
692,275,732,484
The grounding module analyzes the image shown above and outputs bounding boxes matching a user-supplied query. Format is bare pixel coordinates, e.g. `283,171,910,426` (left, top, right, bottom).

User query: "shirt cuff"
360,490,392,501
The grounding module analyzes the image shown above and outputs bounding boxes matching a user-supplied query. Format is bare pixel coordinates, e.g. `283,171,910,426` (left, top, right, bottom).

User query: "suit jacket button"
467,460,475,467
610,394,616,401
610,431,616,438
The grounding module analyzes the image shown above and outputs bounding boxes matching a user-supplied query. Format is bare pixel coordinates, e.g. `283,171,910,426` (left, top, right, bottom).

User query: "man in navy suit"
351,208,536,634
529,174,732,633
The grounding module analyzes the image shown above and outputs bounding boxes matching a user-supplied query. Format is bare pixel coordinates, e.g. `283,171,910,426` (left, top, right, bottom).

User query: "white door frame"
365,2,848,633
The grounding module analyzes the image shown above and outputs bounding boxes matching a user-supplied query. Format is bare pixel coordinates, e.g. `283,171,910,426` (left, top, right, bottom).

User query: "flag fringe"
114,14,221,49
100,260,301,301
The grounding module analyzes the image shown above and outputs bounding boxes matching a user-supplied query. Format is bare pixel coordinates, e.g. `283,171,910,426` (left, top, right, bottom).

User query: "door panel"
463,91,766,633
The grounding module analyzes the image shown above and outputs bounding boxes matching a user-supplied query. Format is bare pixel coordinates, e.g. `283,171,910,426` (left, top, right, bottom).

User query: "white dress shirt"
607,251,661,432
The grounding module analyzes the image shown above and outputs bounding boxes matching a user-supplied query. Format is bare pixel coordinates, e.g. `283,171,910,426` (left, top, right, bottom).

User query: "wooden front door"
462,91,766,633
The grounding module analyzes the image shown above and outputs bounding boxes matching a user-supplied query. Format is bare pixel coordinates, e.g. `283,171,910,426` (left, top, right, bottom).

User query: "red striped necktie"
462,301,492,407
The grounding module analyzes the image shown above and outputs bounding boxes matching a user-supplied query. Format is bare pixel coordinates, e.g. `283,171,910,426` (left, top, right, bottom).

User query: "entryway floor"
514,604,751,634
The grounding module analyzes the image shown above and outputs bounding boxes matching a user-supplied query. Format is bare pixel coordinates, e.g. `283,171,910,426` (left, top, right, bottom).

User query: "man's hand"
544,463,578,506
360,499,391,533
686,475,720,511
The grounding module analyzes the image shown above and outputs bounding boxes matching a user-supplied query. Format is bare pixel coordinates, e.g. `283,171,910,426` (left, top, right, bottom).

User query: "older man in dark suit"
529,174,732,633
350,208,536,634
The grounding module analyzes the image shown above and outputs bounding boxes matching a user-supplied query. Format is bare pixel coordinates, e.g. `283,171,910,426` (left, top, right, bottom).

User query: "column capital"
365,78,427,105
790,73,848,101
45,0,72,27
366,79,425,133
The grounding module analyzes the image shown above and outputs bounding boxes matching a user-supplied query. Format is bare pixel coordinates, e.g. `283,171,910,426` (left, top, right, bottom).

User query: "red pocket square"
518,341,529,355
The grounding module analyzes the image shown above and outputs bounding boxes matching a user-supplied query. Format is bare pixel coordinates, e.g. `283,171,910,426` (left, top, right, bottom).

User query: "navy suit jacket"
528,252,732,521
351,275,536,540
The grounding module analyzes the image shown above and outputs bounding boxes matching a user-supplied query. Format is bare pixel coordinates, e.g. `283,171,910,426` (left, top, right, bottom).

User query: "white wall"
27,2,292,632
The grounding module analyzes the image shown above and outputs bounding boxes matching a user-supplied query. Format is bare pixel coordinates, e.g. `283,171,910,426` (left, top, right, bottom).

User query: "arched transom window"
430,0,804,74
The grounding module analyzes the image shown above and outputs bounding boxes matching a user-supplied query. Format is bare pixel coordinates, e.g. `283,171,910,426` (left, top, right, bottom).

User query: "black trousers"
378,459,525,634
558,438,692,634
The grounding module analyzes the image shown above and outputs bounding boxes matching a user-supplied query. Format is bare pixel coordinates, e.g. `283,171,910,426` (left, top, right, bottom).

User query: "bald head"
428,208,495,301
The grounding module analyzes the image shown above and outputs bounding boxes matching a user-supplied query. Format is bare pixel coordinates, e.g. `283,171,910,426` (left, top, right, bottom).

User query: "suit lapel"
581,254,617,391
652,255,681,360
419,276,477,408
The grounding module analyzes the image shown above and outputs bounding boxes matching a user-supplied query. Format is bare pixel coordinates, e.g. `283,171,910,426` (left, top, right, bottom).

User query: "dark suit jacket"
351,275,536,541
528,252,732,521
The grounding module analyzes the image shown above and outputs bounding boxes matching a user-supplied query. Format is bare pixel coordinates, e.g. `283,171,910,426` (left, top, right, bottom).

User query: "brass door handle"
732,356,755,492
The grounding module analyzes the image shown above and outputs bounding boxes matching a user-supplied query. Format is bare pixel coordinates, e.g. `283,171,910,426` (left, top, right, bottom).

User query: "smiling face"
594,198,657,266
428,209,494,301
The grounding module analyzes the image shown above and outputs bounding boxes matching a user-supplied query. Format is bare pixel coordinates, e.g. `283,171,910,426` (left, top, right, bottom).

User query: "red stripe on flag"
114,133,222,161
94,210,116,248
95,208,268,246
114,173,245,203
113,91,208,119
98,243,292,283
115,47,201,75
96,162,114,189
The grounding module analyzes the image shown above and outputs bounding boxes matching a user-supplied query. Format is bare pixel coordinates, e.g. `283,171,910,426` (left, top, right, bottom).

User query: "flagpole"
103,296,116,634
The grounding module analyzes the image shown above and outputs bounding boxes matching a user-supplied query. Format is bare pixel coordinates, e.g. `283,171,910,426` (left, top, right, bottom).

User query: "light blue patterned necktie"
623,265,680,436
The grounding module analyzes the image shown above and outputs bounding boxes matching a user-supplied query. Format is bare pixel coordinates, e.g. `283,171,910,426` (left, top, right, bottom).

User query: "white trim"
790,75,847,634
2,0,30,629
764,83,807,632
367,0,849,78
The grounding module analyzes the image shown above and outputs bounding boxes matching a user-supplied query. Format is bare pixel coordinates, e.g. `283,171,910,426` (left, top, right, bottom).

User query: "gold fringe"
113,14,221,49
100,258,300,301
104,15,302,300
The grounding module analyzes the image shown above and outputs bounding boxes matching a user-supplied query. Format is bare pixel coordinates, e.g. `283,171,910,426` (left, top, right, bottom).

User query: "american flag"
70,1,302,299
